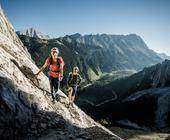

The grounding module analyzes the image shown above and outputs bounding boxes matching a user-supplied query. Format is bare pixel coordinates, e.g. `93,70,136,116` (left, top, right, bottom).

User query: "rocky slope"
0,6,121,140
18,32,162,82
16,27,50,39
109,126,170,140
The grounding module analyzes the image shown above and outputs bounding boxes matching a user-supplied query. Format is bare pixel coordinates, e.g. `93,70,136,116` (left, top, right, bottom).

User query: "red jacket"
45,56,64,78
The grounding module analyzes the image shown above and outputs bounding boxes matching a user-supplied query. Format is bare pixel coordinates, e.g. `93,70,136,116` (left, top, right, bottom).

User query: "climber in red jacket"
35,47,64,103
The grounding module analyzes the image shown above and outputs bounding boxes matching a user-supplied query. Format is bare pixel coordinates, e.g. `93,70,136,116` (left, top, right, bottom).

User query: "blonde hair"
73,66,79,72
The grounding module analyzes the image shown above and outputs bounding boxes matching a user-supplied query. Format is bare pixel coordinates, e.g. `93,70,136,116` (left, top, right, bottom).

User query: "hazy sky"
1,0,170,55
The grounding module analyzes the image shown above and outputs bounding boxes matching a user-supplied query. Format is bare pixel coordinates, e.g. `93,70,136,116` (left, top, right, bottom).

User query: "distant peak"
126,33,141,38
70,33,82,38
128,33,138,36
16,27,50,39
157,52,170,60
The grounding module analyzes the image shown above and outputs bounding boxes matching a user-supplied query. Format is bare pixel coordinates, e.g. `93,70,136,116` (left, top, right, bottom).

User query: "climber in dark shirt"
67,66,82,107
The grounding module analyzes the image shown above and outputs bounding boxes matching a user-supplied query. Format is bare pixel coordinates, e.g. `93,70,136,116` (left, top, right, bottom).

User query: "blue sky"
1,0,170,55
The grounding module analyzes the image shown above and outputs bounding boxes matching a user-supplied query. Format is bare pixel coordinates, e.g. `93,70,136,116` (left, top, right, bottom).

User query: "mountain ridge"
18,32,163,83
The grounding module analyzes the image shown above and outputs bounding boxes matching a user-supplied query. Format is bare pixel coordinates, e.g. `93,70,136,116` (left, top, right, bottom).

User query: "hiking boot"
52,98,55,104
66,103,70,108
66,102,71,108
71,103,74,108
55,94,60,102
69,102,74,108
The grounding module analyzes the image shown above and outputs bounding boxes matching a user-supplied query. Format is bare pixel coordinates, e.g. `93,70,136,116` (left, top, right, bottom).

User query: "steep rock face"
0,7,31,59
0,7,121,140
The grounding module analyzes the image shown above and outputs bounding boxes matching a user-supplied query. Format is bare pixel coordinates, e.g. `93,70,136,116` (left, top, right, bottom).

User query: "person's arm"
77,74,82,85
35,57,50,76
60,69,63,77
67,73,72,86
58,57,64,71
60,69,64,81
57,57,64,80
35,63,48,76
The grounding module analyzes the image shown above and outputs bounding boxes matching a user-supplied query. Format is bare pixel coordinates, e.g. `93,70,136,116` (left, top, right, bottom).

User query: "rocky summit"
16,27,50,40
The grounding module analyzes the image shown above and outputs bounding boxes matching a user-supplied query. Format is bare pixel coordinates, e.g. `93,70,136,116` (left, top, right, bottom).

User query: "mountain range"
18,31,163,83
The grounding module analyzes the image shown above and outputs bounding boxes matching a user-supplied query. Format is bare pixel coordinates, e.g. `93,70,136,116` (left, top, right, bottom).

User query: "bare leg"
71,86,77,105
67,87,73,105
68,88,71,103
71,95,75,103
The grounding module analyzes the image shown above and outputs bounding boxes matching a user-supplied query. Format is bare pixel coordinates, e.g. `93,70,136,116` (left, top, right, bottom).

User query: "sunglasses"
52,51,58,55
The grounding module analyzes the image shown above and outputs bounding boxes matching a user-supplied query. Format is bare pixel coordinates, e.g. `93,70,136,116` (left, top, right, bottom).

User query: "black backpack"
68,72,81,85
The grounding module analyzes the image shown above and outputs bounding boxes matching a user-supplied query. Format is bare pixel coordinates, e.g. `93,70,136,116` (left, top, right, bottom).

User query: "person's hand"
67,87,72,94
35,73,39,77
60,76,63,81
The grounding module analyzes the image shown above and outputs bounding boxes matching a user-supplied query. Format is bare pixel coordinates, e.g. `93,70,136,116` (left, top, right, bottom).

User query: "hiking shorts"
70,85,78,96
